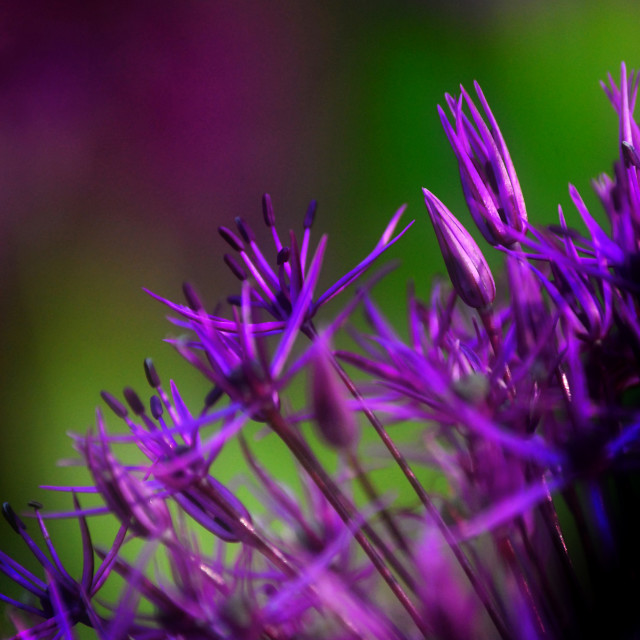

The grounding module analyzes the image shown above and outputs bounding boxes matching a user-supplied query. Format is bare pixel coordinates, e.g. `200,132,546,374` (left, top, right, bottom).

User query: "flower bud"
423,188,496,309
439,82,527,246
310,343,359,451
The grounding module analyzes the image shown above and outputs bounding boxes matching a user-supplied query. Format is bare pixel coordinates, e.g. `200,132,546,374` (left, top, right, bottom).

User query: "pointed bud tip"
423,188,496,309
310,347,359,450
262,193,275,227
144,358,161,388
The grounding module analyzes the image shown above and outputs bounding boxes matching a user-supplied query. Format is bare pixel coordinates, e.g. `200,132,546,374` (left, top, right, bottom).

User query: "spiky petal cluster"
2,63,640,640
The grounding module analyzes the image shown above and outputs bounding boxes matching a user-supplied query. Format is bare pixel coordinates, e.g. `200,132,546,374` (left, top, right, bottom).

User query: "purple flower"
148,195,413,341
0,500,124,639
4,63,640,640
439,81,527,246
79,408,173,540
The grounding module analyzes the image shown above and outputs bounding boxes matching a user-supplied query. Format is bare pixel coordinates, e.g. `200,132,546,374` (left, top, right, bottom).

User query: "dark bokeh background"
1,0,638,625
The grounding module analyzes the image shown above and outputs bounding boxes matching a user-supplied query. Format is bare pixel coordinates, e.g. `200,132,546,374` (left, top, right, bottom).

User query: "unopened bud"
423,188,496,309
310,344,359,450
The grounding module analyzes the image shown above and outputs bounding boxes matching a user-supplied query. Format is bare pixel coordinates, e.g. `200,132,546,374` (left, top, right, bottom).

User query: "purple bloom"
4,63,640,640
79,409,173,539
439,81,527,246
0,500,124,639
148,195,413,342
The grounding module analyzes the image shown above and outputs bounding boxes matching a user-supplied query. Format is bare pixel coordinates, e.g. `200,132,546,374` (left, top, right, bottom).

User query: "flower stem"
324,351,512,640
263,405,428,637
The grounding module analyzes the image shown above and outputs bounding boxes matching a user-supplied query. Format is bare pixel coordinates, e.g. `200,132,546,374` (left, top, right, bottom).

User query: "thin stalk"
263,405,428,638
345,449,410,554
516,517,567,635
323,350,512,640
197,477,381,640
478,306,513,393
499,536,548,639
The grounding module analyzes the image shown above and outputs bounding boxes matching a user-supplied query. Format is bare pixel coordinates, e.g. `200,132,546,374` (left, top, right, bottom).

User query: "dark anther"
144,358,161,388
303,199,317,229
150,395,164,419
622,141,640,169
218,226,244,252
123,387,146,416
28,500,43,510
262,193,275,227
224,254,247,281
2,503,25,533
277,247,290,265
182,282,204,311
100,391,129,419
235,217,255,243
227,295,242,307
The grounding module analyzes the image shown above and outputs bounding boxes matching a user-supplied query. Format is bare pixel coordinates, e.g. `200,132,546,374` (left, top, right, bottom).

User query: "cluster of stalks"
2,63,640,639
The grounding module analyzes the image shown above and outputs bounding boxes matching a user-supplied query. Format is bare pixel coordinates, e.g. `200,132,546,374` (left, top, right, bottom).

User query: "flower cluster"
2,63,640,639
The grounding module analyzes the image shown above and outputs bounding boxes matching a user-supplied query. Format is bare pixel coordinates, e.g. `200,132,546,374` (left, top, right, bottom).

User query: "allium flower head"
439,81,527,246
210,194,412,335
0,500,122,639
4,62,640,640
80,407,173,539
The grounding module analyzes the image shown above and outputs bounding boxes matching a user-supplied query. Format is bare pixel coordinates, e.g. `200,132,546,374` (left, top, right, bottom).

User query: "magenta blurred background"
1,1,352,504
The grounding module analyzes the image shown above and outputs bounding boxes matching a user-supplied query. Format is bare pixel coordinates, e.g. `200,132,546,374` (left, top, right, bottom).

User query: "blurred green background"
1,0,638,629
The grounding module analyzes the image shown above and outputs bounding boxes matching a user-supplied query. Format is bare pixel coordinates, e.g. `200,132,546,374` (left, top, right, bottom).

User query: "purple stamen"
224,253,248,281
144,357,161,388
218,225,245,252
235,216,255,243
100,391,129,419
123,387,146,416
262,192,275,227
182,281,204,312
